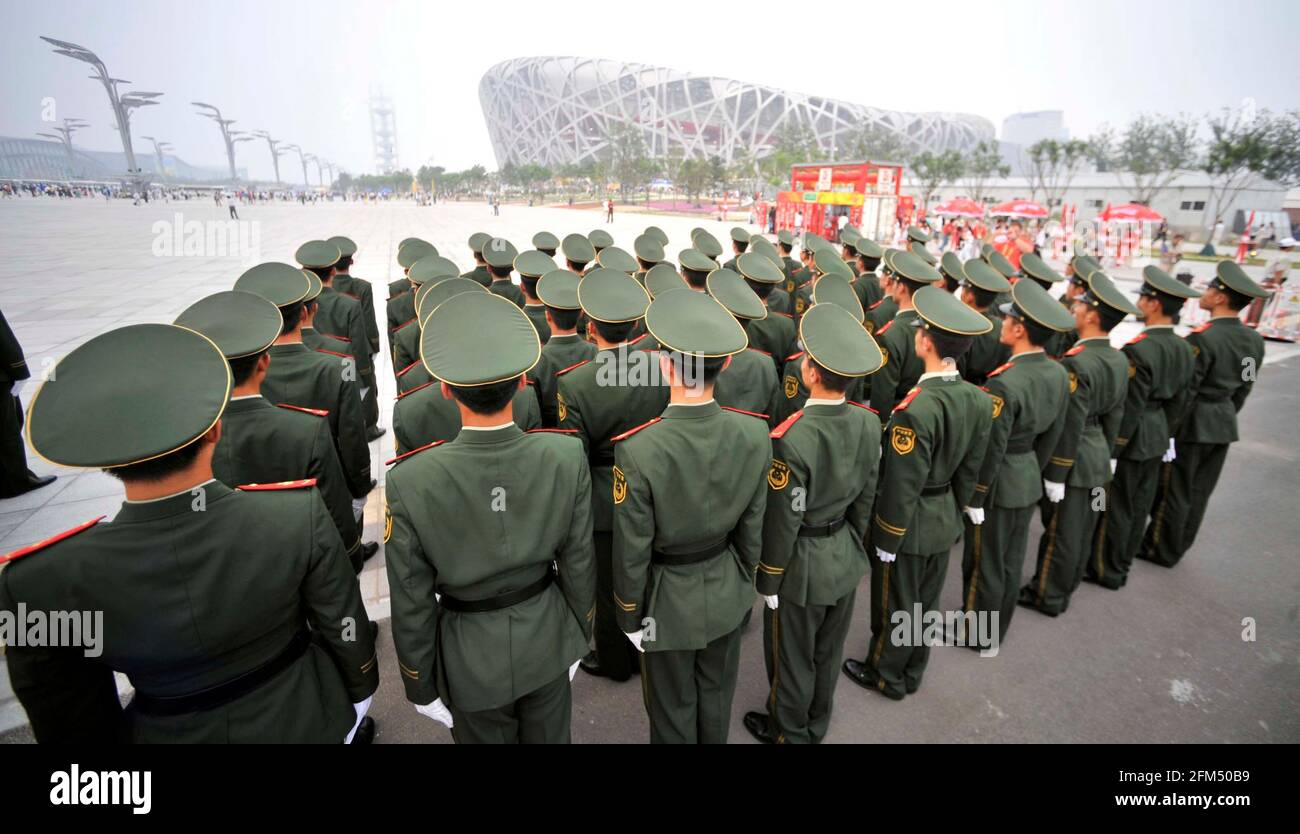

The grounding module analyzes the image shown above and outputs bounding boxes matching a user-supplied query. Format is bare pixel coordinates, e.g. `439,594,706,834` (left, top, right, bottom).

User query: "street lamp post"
283,144,310,188
140,135,173,182
192,102,251,183
36,117,88,177
305,154,322,187
252,131,283,185
39,37,161,192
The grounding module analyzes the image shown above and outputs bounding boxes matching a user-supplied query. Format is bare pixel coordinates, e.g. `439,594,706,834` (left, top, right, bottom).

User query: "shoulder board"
1125,332,1148,346
396,380,437,400
396,360,421,378
628,333,648,346
527,427,578,434
867,299,884,310
876,320,894,336
278,403,329,417
785,350,805,362
238,478,318,491
1191,321,1213,334
722,406,769,420
1064,344,1086,357
556,359,590,377
748,347,772,357
894,387,922,413
385,440,445,466
986,361,1013,379
317,348,350,359
773,311,793,319
394,318,419,333
524,376,537,385
612,417,662,442
848,401,879,414
770,410,804,438
1,516,104,565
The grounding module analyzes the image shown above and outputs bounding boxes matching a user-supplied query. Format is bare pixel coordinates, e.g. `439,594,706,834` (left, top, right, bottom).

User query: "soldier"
559,272,666,681
747,236,794,315
960,280,1073,645
481,237,525,308
775,275,869,425
2,323,378,743
738,251,797,370
589,229,615,259
385,292,595,743
644,263,688,298
1089,266,1200,587
1140,261,1269,568
692,229,724,263
643,225,670,250
679,248,716,291
532,231,560,258
865,251,901,336
777,230,800,284
633,233,666,281
234,263,374,504
870,250,944,420
561,233,595,275
708,267,780,419
955,259,1013,385
721,227,751,273
392,256,462,389
938,252,964,295
0,307,56,498
388,240,437,338
852,237,885,313
460,232,493,286
297,240,382,441
744,303,884,744
1021,271,1137,616
390,238,435,301
613,289,771,743
516,250,556,344
1020,252,1075,360
327,235,381,356
839,227,862,277
528,270,598,427
843,286,993,700
175,291,367,571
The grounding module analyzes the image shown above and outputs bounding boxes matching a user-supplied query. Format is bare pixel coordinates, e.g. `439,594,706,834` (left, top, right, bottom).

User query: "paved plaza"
1,197,1298,742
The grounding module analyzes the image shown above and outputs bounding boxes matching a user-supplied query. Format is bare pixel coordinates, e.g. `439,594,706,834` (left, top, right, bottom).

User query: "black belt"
1005,438,1035,454
1084,415,1100,427
131,628,311,717
921,482,951,496
588,449,615,467
440,568,554,613
799,517,846,537
652,537,730,566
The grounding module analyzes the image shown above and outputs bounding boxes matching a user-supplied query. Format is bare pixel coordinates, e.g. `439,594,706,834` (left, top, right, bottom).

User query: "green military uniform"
2,323,377,743
392,259,469,383
613,290,771,743
175,291,365,570
558,273,666,682
459,231,493,287
745,304,884,744
385,293,595,743
771,275,869,425
532,231,560,256
710,259,781,419
517,250,557,345
1141,262,1269,567
870,251,943,420
388,240,437,338
955,259,1013,385
328,236,381,355
1023,272,1135,615
844,287,993,700
737,251,797,372
1087,267,1199,588
852,238,885,313
484,237,526,308
1021,253,1074,359
528,270,598,427
393,380,540,454
961,281,1073,644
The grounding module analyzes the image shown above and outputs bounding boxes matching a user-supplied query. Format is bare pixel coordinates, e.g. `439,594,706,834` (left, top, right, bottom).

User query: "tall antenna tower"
369,88,399,174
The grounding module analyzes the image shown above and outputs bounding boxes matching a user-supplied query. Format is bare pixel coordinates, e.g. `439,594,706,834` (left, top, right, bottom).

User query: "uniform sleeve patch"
767,459,791,490
890,425,916,455
612,466,628,504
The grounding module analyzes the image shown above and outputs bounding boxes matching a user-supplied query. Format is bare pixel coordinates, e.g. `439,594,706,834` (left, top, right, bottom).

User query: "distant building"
0,136,235,183
1001,111,1069,146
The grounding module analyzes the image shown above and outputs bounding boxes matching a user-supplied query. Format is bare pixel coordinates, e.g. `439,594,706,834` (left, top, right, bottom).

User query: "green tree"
661,147,686,208
1200,107,1277,230
910,150,966,209
728,148,760,198
961,140,1010,203
679,158,710,205
1107,114,1199,204
848,120,912,162
605,122,649,200
760,121,817,188
1024,138,1089,209
1259,110,1300,186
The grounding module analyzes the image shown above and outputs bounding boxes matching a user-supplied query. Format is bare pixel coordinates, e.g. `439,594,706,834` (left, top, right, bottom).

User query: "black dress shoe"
370,621,379,643
1016,587,1059,616
365,426,387,442
841,658,905,701
361,541,380,562
1,473,56,499
578,651,603,677
350,716,375,745
743,711,778,744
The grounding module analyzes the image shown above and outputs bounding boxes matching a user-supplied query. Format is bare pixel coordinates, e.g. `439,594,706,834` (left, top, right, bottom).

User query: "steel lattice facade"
479,56,995,169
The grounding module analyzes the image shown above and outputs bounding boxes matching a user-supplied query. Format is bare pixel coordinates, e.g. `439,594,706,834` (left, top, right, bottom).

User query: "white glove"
762,594,779,610
1109,459,1118,475
876,547,897,563
1043,480,1066,503
415,698,454,729
569,660,580,681
1162,438,1177,463
963,506,985,525
624,629,646,653
344,695,373,743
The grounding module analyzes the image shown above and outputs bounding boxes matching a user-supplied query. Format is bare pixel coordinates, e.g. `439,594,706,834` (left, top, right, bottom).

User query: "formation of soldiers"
0,220,1272,744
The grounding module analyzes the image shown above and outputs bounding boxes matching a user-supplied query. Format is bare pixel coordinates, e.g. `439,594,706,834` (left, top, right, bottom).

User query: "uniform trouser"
1140,442,1230,568
641,623,743,744
761,590,856,744
360,369,379,429
0,385,34,497
1089,457,1160,587
962,504,1033,643
1026,485,1102,614
864,549,950,696
593,530,639,681
449,671,571,744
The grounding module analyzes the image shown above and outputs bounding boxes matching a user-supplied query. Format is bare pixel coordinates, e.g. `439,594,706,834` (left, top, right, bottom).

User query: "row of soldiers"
0,220,1270,744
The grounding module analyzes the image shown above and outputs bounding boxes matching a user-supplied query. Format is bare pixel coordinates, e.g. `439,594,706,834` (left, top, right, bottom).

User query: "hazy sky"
2,0,1297,181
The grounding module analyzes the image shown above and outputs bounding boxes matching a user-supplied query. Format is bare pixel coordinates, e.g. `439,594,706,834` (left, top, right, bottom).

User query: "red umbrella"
989,199,1048,218
1098,203,1164,223
932,198,985,217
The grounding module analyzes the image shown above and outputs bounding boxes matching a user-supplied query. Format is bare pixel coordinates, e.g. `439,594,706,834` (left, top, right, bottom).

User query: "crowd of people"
0,220,1274,744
